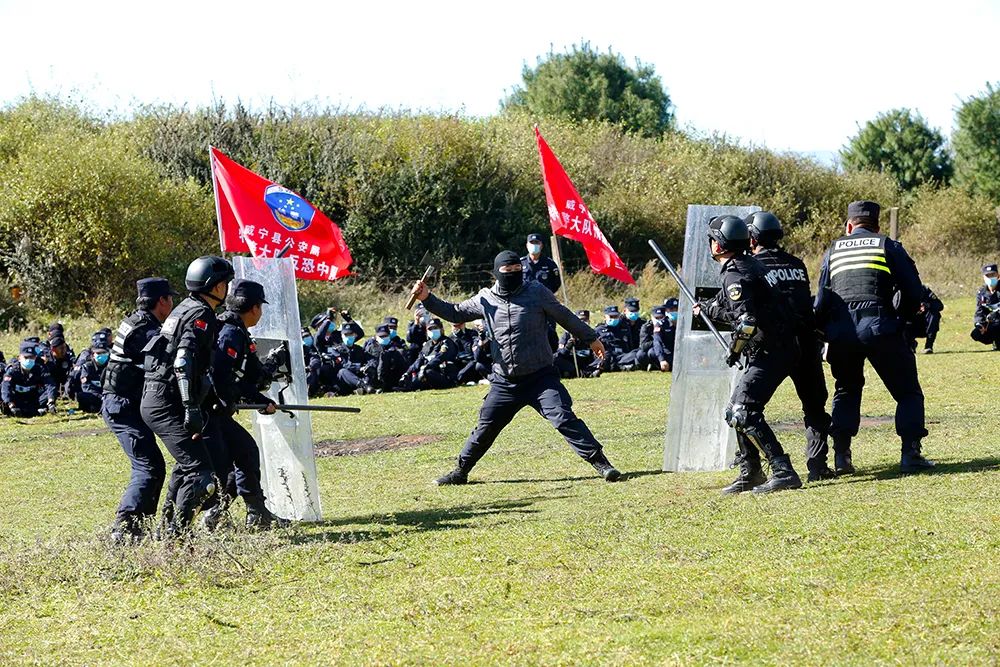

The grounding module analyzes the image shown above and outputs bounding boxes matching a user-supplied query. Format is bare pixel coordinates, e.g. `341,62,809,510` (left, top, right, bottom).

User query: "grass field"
1,297,998,665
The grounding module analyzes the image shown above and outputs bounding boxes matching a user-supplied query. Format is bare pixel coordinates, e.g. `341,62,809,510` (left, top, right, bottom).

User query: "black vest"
103,310,159,399
143,296,216,390
828,233,894,304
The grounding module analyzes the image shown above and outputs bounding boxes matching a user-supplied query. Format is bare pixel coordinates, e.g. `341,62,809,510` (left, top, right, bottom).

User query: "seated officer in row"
555,309,599,378
647,304,676,372
331,322,374,395
68,329,112,401
622,297,646,355
971,263,1000,350
399,318,458,391
2,340,57,417
593,305,630,372
364,323,409,391
76,343,110,413
43,331,76,397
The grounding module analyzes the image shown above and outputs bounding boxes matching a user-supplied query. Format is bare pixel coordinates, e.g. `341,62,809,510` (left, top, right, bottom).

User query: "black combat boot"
110,515,144,546
806,458,836,483
244,495,291,530
752,455,803,494
435,467,469,485
721,452,765,494
833,437,855,475
900,441,936,474
590,452,622,482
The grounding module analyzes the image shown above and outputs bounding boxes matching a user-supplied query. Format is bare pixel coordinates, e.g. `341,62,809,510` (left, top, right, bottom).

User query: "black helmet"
707,215,750,253
745,211,784,247
185,256,235,292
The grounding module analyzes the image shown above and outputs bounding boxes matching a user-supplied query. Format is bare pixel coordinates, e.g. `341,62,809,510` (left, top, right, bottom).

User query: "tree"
502,42,674,137
840,109,952,191
953,82,1000,203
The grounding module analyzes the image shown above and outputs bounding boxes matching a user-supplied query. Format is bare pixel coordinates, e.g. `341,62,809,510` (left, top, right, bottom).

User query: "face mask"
429,329,442,341
528,243,542,255
497,271,522,293
303,337,314,347
344,335,357,346
21,357,36,370
389,328,398,338
377,336,391,347
986,276,998,289
95,353,110,366
668,312,678,324
607,318,620,327
626,311,639,321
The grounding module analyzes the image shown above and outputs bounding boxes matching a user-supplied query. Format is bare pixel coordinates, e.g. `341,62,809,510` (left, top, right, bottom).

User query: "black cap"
48,322,64,333
982,264,998,274
652,306,666,316
91,331,111,348
846,200,880,223
426,318,443,330
19,340,37,355
576,309,590,318
624,297,639,306
624,302,640,312
230,279,268,305
375,323,391,336
383,316,399,327
137,277,178,299
603,305,620,316
340,321,360,335
527,233,544,244
663,297,679,309
49,335,65,347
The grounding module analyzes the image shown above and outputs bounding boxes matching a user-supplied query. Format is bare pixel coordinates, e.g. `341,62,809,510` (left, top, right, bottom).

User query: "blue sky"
1,0,997,164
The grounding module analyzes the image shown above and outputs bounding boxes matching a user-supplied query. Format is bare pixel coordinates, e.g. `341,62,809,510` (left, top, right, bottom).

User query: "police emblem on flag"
264,185,315,232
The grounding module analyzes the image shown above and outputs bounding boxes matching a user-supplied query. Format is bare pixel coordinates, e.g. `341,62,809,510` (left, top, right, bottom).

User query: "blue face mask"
528,243,543,255
986,276,998,289
626,311,640,321
667,312,678,324
95,353,110,366
429,329,442,341
344,335,357,346
21,357,36,371
377,336,391,347
389,328,398,338
607,318,620,327
303,336,314,347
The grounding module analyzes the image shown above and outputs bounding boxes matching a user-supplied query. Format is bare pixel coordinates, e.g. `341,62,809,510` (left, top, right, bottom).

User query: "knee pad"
194,471,217,502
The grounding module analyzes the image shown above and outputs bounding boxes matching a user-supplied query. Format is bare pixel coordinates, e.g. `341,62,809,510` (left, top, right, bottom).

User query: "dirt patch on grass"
314,434,443,457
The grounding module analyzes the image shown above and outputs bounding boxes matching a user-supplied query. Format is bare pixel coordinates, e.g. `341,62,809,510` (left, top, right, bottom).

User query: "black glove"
183,406,204,435
340,309,351,321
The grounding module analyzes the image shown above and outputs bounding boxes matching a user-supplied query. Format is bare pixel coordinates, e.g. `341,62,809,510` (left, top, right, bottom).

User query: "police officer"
301,326,323,397
622,297,645,353
451,321,477,362
2,340,57,417
406,306,429,364
456,321,493,385
380,317,407,351
411,250,620,484
555,309,598,378
399,318,458,391
76,343,110,413
140,255,234,533
103,277,177,541
647,304,676,372
593,305,630,372
364,323,408,391
815,201,934,475
903,284,944,354
331,322,374,395
971,263,1000,350
694,215,803,494
204,279,287,529
522,233,562,352
68,330,113,400
43,332,75,397
747,211,834,482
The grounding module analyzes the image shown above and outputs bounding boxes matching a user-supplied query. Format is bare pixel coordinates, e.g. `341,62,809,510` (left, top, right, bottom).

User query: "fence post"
550,235,579,379
889,207,899,240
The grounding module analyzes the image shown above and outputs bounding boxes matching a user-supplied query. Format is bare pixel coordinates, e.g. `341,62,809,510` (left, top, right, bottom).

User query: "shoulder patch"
727,283,743,301
226,347,238,359
194,319,208,331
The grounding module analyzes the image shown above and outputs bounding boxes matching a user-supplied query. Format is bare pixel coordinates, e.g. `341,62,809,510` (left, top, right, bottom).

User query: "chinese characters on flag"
534,127,634,284
210,147,353,280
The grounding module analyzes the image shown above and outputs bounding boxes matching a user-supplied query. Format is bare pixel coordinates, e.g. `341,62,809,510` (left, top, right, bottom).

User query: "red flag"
210,147,353,280
535,128,634,284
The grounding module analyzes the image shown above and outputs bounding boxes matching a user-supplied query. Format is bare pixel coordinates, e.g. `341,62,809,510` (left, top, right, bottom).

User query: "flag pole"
550,234,580,379
208,146,228,254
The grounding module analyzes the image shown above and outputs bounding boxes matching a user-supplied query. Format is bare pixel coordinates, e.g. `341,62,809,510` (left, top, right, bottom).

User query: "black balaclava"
493,250,523,296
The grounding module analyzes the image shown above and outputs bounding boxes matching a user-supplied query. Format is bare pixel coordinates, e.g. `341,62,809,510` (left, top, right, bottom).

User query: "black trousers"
204,412,265,501
102,393,165,526
789,334,831,465
728,346,794,463
140,382,226,528
827,333,927,446
971,322,1000,346
456,365,603,471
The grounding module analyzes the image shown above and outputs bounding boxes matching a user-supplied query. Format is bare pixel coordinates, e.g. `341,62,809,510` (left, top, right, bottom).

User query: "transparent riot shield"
232,256,322,521
663,204,761,472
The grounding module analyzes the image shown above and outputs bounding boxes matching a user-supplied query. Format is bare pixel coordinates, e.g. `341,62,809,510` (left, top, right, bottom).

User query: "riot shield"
663,204,760,472
232,256,322,521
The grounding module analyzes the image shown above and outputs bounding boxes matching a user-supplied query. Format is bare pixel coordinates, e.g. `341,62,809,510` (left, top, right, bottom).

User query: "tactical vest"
828,234,894,303
143,296,214,390
103,310,159,398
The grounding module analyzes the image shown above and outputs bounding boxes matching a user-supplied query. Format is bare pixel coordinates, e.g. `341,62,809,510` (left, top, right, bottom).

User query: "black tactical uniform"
700,216,802,494
903,285,944,353
76,349,109,413
140,256,234,532
2,341,57,417
399,319,458,391
971,264,1000,350
747,211,833,481
554,309,598,378
364,323,408,391
814,201,934,475
102,278,175,539
593,305,630,372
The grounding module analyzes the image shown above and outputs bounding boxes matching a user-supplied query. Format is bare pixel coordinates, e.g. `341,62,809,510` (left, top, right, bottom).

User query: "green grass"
1,297,998,665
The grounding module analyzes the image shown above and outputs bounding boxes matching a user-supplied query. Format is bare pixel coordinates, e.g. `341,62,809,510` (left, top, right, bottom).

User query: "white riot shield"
663,204,760,472
232,256,322,521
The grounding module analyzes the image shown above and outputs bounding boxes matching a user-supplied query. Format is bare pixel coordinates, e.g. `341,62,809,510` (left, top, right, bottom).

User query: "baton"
237,403,361,414
406,265,435,310
647,239,732,356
